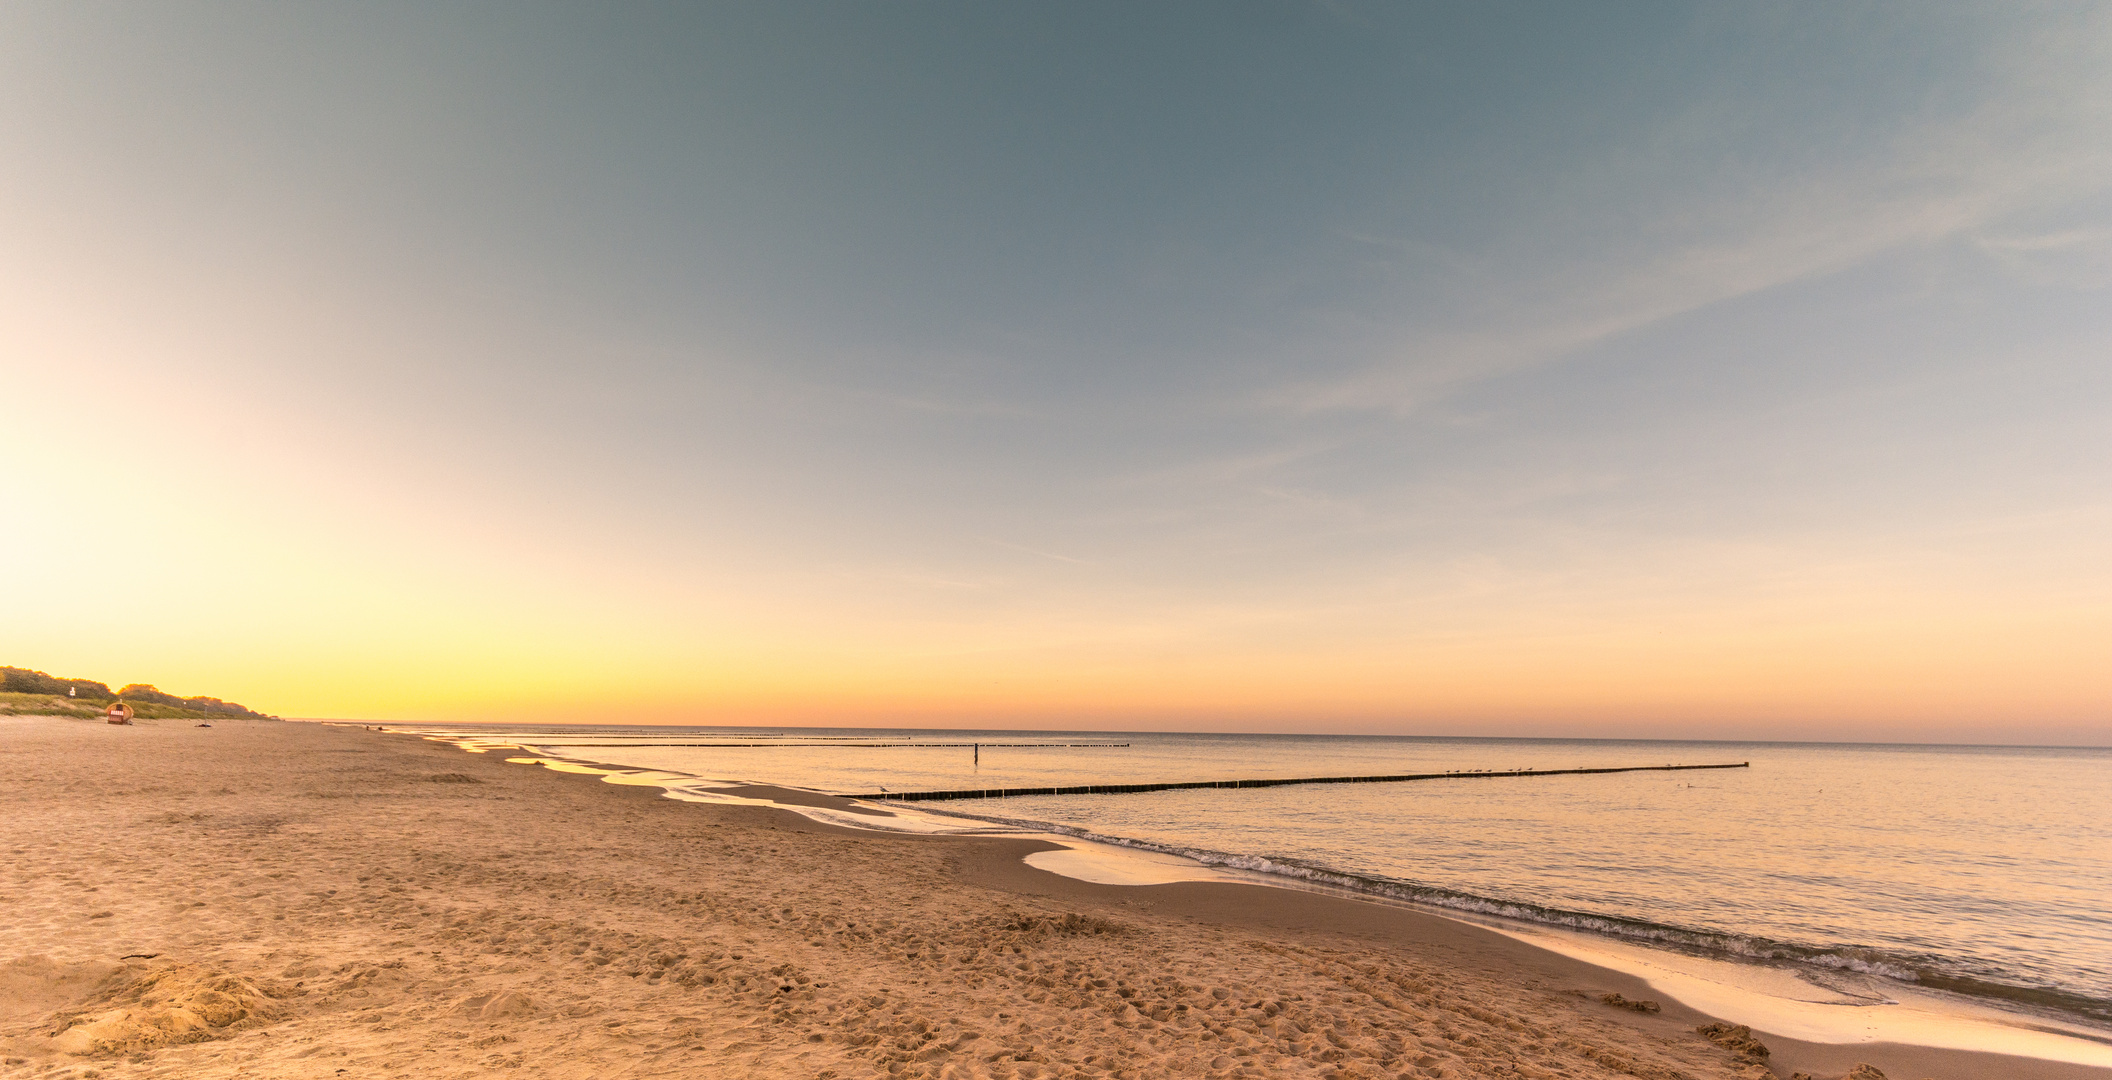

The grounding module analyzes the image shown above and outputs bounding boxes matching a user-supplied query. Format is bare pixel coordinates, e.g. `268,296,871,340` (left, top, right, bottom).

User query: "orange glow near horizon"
5,352,2108,744
5,357,2106,744
9,434,2106,743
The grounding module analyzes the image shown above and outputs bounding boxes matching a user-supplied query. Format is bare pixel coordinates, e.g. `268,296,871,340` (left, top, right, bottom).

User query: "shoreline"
402,719,2112,1034
3,713,2103,1080
448,728,2112,1064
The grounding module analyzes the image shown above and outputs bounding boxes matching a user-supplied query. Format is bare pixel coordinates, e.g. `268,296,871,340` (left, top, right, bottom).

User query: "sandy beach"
3,715,2104,1080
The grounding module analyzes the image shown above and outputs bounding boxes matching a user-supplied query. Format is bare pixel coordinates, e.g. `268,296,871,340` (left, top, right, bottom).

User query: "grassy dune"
0,691,251,722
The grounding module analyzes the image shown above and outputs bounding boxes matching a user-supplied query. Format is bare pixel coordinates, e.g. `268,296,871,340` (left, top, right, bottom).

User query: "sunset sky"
4,3,2109,742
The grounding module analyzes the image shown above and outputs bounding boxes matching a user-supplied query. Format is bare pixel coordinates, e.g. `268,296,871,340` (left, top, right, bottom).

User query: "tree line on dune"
1,665,274,719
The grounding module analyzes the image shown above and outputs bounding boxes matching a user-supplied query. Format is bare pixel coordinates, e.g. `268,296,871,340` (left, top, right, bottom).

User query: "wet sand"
3,714,2104,1080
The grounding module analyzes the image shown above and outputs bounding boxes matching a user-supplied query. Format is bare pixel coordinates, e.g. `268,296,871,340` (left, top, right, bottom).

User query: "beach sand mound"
452,989,541,1021
1697,1021,1771,1065
1600,991,1661,1013
45,962,278,1055
1787,1067,1898,1080
997,911,1131,940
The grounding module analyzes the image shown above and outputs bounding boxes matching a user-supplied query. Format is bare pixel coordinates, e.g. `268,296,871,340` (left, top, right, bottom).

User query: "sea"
396,725,2112,1042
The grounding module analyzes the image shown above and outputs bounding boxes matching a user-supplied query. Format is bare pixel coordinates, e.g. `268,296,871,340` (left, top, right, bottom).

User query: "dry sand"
3,715,2104,1080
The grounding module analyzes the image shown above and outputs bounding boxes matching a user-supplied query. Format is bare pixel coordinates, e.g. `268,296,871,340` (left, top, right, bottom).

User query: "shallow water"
408,725,2112,1029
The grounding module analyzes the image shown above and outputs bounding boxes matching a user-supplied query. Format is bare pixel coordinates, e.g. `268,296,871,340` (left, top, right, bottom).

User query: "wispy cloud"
1267,10,2112,416
1974,224,2112,289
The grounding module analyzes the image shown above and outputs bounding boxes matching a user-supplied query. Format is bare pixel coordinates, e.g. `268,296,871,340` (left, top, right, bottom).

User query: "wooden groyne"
536,742,1131,749
845,761,1750,802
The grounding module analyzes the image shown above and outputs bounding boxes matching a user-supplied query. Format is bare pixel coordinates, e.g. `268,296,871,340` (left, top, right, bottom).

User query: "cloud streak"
1266,6,2112,416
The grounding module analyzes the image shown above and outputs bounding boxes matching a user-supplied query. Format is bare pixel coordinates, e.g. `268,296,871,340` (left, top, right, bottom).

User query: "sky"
3,3,2108,742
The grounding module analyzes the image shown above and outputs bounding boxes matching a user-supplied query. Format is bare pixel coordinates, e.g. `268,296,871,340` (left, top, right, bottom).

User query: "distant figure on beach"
106,702,134,725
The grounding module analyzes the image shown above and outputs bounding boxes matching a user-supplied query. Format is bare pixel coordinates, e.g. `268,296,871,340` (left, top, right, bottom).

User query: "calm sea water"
408,726,2112,1027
